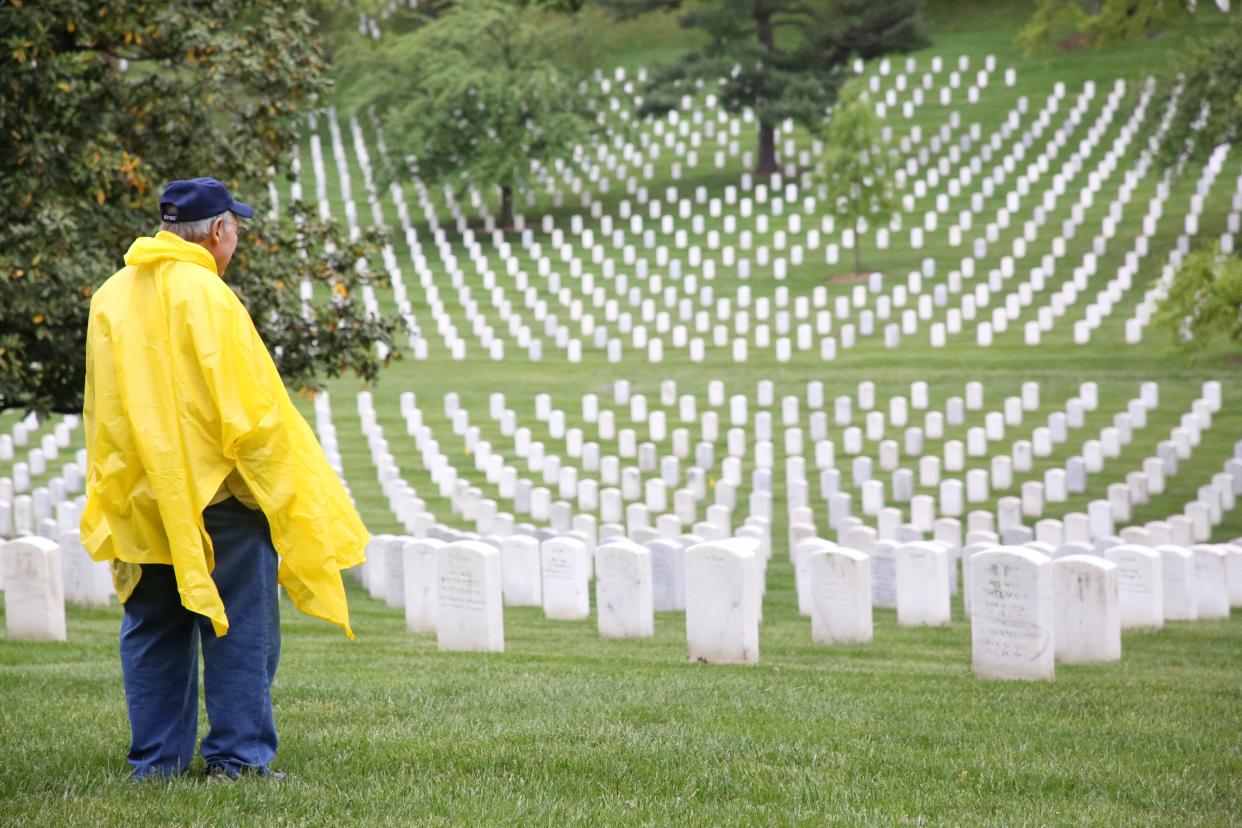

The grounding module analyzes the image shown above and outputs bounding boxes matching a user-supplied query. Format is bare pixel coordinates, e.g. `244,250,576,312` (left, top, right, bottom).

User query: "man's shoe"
206,765,286,781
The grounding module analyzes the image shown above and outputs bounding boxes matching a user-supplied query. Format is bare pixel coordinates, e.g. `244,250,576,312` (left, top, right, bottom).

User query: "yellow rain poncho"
81,231,368,637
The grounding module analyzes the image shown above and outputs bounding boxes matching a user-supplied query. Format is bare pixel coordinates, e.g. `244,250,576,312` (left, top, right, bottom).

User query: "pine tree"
600,0,927,176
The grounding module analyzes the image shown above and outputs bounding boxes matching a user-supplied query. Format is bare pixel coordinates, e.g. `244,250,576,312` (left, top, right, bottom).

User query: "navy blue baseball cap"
160,177,254,223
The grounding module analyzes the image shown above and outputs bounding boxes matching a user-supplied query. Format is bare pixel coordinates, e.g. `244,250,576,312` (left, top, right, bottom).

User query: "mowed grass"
2,577,1241,825
4,2,1242,825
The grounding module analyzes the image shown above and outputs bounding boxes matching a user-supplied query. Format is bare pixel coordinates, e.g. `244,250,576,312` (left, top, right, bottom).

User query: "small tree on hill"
347,0,601,229
599,0,927,177
818,82,895,274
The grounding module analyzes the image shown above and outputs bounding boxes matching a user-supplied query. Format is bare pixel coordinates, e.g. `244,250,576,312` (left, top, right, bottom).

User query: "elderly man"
81,178,369,780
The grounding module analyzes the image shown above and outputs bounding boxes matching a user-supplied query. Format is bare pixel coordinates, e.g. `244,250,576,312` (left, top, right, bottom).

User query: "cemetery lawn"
0,583,1239,825
5,0,1242,824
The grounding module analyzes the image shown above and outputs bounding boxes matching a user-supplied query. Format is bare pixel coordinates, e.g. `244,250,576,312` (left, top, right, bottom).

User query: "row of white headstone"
322,374,1242,576
5,522,1236,677
355,534,763,663
967,542,1240,680
1132,151,1242,339
295,78,947,358
0,411,86,540
332,374,1242,675
353,526,1239,677
328,375,1232,565
294,68,1229,365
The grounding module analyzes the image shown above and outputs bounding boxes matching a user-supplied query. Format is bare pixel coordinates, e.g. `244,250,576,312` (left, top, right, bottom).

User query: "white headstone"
1052,555,1121,663
648,539,687,611
1226,544,1242,608
403,538,443,633
896,542,951,626
1157,545,1197,621
500,535,542,607
809,547,873,645
970,547,1054,681
1191,546,1230,620
541,536,590,620
2,536,67,641
363,533,395,599
685,540,760,664
58,530,111,606
869,541,897,610
435,541,504,652
793,537,834,615
1104,544,1163,630
379,535,407,609
595,540,655,638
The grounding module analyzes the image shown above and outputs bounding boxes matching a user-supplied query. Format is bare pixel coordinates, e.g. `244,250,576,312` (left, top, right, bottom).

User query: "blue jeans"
120,498,281,779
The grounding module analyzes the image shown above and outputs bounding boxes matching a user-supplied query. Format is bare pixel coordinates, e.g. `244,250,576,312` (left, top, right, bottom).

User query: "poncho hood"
123,230,218,273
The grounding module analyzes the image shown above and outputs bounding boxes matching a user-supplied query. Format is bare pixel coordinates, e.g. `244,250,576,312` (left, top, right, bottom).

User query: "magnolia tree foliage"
343,0,602,228
1151,17,1242,166
818,82,896,274
0,0,402,415
1156,247,1242,350
1015,1,1238,163
1018,2,1242,351
600,0,927,176
1147,17,1240,343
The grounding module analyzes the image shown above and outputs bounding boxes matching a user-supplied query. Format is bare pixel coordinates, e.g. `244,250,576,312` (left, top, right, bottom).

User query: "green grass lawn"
2,581,1239,824
3,1,1242,824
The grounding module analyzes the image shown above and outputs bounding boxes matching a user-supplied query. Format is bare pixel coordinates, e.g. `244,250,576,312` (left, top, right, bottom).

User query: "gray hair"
160,211,234,243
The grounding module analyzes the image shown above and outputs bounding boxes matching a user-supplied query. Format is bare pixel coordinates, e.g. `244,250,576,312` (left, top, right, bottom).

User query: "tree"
343,0,601,229
1016,0,1200,56
600,0,927,177
818,81,896,274
1014,2,1240,166
1155,246,1242,351
1033,4,1242,334
1150,17,1242,166
0,0,403,415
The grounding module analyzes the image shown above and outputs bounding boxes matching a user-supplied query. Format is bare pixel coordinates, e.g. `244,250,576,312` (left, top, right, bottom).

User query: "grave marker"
1104,544,1163,630
685,540,759,664
1052,555,1121,663
500,535,542,607
541,537,590,620
809,547,873,645
2,536,66,641
403,538,444,633
970,547,1054,681
1157,545,1197,621
595,540,655,638
435,541,504,653
896,542,951,626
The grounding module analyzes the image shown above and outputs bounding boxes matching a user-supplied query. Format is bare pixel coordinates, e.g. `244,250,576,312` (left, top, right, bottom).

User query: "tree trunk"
499,183,514,230
753,0,778,178
756,121,779,177
853,220,863,274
